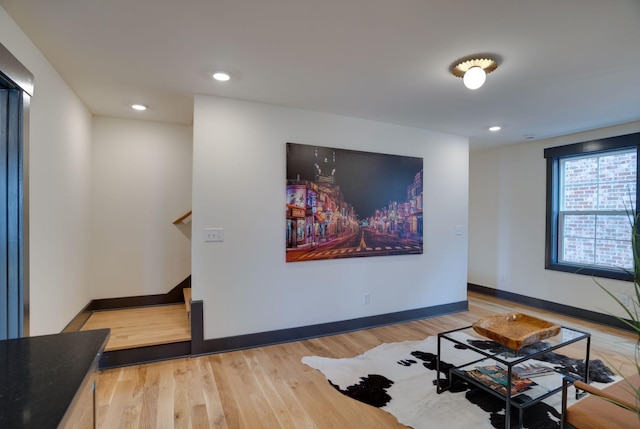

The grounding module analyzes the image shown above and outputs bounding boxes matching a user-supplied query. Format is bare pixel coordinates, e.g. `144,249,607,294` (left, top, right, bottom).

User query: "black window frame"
544,132,640,281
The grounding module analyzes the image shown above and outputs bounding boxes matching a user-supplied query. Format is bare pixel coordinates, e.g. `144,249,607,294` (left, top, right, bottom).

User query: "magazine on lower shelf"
493,362,555,378
510,363,555,378
465,365,537,396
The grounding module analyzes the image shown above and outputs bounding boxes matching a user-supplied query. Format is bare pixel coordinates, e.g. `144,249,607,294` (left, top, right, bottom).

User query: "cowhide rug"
302,334,618,429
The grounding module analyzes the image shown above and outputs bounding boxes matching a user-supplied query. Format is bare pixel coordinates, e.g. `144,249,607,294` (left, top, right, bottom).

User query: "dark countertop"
0,329,110,428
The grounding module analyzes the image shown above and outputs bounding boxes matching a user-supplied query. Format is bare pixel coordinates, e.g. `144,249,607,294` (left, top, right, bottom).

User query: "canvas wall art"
286,142,423,262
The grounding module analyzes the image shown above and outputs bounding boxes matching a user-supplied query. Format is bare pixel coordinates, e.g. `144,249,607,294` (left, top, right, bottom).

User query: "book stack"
465,365,538,396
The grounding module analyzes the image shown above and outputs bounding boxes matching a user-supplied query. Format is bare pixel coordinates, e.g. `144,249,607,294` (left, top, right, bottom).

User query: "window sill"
545,262,632,281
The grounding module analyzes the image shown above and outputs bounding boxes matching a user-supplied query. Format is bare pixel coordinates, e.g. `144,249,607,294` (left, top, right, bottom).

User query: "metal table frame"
436,325,591,429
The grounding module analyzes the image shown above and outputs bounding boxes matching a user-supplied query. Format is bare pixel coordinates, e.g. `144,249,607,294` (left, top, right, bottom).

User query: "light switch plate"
205,228,224,242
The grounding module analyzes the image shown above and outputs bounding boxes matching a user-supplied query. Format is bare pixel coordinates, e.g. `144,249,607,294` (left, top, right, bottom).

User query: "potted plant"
592,211,640,418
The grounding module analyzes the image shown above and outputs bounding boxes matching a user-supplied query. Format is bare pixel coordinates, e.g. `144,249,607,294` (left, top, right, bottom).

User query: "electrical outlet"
619,293,631,307
363,293,371,305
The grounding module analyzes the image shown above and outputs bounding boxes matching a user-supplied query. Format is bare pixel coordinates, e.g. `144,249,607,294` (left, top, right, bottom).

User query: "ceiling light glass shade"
131,104,147,111
463,67,486,90
489,126,502,132
212,72,231,81
450,57,498,89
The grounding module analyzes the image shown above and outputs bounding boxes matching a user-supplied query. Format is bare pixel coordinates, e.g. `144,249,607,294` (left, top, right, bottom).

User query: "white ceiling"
2,0,639,149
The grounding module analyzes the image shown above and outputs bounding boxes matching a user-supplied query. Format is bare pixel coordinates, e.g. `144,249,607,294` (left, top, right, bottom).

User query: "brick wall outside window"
560,150,636,270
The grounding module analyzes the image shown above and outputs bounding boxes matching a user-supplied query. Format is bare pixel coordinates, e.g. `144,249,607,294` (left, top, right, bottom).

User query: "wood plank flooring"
81,304,191,351
95,292,638,428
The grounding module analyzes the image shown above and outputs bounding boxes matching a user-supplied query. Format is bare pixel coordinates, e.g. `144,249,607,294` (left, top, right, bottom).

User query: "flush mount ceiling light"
450,57,498,90
212,71,231,82
131,104,148,111
488,126,502,132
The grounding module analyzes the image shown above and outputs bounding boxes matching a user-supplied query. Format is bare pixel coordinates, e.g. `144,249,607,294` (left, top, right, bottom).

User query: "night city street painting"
286,142,423,262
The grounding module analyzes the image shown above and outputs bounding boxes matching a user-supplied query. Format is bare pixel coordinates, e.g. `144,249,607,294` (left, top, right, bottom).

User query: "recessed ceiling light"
131,104,148,111
212,71,231,82
489,126,502,132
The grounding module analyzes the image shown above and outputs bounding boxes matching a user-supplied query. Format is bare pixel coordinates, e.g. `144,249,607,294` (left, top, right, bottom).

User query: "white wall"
1,6,93,335
90,116,192,299
192,95,469,340
469,121,640,319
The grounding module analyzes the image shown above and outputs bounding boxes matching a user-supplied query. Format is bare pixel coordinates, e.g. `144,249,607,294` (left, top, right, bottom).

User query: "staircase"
70,277,193,369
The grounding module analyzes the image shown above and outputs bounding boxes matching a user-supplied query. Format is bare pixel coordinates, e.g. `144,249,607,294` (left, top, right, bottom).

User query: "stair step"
183,288,192,320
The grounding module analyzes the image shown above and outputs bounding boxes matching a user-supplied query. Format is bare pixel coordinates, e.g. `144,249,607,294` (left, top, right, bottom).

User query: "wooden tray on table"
472,313,561,350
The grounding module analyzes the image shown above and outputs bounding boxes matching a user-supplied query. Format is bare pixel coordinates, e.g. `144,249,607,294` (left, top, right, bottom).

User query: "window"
1,42,33,339
545,133,640,280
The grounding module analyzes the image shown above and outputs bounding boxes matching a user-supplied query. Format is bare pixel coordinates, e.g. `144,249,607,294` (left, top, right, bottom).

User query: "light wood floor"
95,292,638,428
81,304,191,351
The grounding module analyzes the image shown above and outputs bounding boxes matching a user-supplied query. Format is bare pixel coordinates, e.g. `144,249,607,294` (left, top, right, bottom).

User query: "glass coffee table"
436,325,591,429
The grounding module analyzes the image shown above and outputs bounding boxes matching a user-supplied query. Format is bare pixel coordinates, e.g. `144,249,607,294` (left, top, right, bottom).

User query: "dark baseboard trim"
190,300,468,356
61,307,93,333
62,276,191,335
99,341,191,370
88,276,191,311
191,300,205,355
468,283,635,333
62,276,191,333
